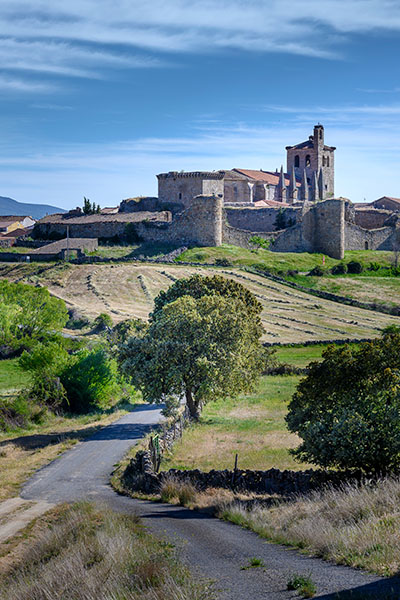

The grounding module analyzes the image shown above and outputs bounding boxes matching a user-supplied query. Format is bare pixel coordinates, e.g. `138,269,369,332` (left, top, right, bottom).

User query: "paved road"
21,405,400,600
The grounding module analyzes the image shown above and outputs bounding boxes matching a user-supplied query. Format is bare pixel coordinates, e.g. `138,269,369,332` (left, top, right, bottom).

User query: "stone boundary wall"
247,267,400,316
263,337,373,348
122,449,364,496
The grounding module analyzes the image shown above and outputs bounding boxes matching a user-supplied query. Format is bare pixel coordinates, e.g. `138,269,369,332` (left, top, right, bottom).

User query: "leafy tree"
286,332,400,473
82,197,101,215
109,318,148,345
152,274,263,321
249,235,271,252
120,292,265,420
0,281,68,354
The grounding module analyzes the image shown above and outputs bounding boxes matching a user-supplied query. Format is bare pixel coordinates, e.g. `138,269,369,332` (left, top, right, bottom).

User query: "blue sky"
1,0,400,209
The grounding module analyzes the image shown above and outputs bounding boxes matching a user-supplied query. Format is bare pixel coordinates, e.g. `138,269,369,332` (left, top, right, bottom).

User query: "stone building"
31,123,399,260
286,124,335,201
157,124,335,207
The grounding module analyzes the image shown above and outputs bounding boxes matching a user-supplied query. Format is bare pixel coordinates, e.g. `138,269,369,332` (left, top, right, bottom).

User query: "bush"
330,263,347,275
368,261,381,272
60,348,119,413
93,313,113,331
214,258,233,267
286,333,400,473
307,266,325,277
347,260,363,274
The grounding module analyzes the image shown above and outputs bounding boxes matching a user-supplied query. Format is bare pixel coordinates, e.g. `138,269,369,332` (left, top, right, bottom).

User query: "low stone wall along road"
13,403,400,600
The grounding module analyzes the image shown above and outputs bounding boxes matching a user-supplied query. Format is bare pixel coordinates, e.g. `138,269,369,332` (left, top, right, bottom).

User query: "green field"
177,244,395,272
161,374,310,472
0,358,31,393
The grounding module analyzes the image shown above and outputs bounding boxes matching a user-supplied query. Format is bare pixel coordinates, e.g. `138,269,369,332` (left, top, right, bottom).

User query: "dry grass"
162,375,312,472
2,262,400,343
220,477,400,576
0,502,212,600
0,409,132,501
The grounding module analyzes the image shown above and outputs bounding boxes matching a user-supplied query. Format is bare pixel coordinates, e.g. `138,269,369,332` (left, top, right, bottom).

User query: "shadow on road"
313,575,400,599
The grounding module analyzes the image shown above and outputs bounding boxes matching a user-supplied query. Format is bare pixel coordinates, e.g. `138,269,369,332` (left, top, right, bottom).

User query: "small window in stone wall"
294,155,300,167
365,241,369,250
305,155,311,166
322,156,326,167
178,192,182,200
326,156,330,167
325,184,328,190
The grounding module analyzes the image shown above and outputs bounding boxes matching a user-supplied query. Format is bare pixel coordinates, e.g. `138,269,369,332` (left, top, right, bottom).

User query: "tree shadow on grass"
0,424,106,451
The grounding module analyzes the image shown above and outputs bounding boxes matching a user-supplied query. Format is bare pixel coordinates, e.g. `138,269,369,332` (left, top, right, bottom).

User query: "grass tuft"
287,573,316,598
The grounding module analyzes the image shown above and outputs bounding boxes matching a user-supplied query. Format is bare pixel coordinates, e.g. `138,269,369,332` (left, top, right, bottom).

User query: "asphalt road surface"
21,404,400,600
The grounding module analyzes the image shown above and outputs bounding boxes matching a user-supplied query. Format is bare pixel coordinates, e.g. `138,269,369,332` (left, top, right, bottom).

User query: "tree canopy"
286,332,400,473
151,274,263,320
0,280,68,354
120,279,265,419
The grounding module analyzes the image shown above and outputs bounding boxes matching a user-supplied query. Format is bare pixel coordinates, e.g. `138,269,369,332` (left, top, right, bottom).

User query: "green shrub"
214,258,233,267
93,313,113,331
330,263,347,275
307,265,325,277
286,333,400,473
347,260,363,274
390,266,400,277
60,348,119,413
368,261,381,272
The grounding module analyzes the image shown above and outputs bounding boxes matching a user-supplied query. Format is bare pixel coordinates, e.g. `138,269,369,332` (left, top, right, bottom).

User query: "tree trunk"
185,388,201,421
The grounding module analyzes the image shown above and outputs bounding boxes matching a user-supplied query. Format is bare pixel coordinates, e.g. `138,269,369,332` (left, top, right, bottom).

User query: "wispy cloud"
0,74,55,93
1,0,400,94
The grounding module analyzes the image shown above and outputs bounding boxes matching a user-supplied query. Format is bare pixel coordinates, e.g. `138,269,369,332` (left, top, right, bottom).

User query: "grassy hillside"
177,244,395,271
1,262,398,344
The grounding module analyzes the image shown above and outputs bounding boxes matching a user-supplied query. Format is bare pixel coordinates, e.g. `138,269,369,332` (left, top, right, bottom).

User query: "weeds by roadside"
0,502,213,600
287,573,316,598
220,477,400,576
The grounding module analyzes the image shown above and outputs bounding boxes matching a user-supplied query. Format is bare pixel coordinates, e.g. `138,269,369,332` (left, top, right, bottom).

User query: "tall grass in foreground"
0,502,212,600
220,477,400,576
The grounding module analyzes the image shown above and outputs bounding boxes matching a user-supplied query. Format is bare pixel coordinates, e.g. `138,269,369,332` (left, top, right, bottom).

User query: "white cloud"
2,106,400,206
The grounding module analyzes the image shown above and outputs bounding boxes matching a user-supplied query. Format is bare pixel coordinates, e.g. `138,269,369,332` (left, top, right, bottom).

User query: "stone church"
157,124,335,207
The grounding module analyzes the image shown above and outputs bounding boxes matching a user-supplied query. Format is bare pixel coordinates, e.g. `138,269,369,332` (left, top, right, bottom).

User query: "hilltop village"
5,125,400,260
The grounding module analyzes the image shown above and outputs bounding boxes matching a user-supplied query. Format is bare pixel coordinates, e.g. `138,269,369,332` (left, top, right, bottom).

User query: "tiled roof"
233,168,301,187
0,227,31,238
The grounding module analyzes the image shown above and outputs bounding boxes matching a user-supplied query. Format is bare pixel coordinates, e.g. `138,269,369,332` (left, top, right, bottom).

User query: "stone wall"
119,197,160,213
33,212,171,240
137,195,223,247
225,206,299,232
223,224,275,248
313,198,344,259
344,222,396,251
157,172,224,208
354,208,392,230
122,450,359,496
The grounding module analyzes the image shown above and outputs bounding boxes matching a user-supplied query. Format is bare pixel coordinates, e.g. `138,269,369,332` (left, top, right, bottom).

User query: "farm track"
1,263,400,343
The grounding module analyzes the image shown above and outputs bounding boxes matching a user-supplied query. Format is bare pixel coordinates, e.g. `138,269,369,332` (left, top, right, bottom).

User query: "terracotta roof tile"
233,168,301,187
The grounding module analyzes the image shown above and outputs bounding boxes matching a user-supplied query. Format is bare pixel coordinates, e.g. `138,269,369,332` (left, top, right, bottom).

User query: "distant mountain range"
0,196,66,220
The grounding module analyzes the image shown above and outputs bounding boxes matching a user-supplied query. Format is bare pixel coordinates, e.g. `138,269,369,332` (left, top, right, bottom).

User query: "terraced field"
2,263,399,343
